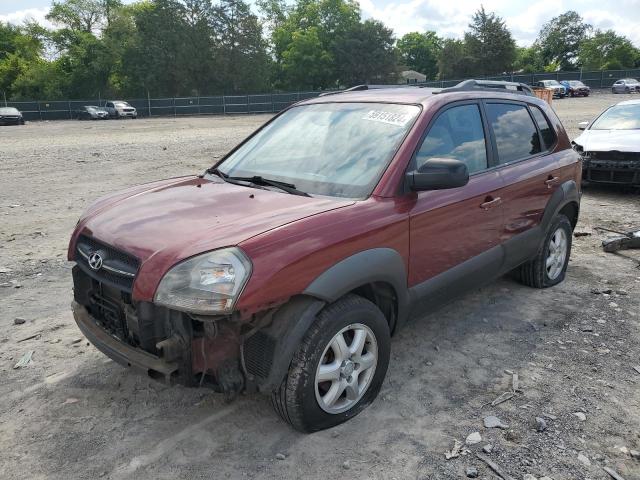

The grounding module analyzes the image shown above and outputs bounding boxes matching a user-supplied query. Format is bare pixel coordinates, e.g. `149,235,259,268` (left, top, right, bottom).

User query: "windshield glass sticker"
363,110,411,127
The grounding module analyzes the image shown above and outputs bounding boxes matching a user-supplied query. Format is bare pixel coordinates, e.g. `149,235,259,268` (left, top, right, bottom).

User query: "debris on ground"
465,432,482,445
511,372,519,392
482,444,493,454
341,460,350,470
633,366,640,376
13,350,34,369
13,318,26,325
487,391,515,407
465,466,478,478
476,453,515,480
573,412,587,421
577,453,591,466
484,415,508,429
535,416,548,432
603,466,626,480
445,440,470,460
601,229,640,252
275,453,286,461
574,231,591,237
17,333,41,343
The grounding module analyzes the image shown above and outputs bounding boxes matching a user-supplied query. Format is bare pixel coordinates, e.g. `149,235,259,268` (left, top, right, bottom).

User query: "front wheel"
516,214,573,288
271,294,390,432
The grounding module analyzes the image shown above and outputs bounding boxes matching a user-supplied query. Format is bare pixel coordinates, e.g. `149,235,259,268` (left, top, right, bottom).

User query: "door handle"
545,176,560,188
480,196,502,210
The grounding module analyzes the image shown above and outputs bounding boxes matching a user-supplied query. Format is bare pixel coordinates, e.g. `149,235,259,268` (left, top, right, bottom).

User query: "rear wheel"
271,294,390,432
516,214,572,288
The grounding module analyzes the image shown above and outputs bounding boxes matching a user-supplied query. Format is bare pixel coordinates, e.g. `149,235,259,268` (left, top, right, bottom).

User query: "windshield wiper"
226,175,310,197
206,167,309,196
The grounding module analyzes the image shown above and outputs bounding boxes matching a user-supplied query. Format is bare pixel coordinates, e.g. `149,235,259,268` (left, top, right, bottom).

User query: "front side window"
530,106,556,150
413,104,488,174
486,103,541,164
590,104,640,130
218,103,421,198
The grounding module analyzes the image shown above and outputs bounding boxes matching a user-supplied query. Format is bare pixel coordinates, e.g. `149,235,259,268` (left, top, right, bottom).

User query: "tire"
271,294,390,432
626,87,631,94
516,214,573,288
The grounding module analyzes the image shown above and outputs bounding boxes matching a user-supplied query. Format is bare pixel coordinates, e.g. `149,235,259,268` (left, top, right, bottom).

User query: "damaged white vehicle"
573,99,640,186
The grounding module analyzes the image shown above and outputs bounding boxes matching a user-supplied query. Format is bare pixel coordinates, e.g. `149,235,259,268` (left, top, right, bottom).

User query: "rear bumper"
583,159,640,185
72,300,179,381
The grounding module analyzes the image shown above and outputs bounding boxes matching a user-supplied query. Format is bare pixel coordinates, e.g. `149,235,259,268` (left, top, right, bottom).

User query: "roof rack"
318,83,423,97
437,79,534,96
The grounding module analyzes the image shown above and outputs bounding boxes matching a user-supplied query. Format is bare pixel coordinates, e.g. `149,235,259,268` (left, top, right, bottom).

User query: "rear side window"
530,106,556,150
414,104,488,174
486,103,541,164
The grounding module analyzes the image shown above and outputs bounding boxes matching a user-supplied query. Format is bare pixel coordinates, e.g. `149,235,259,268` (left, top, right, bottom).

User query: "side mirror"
578,121,589,130
407,158,470,191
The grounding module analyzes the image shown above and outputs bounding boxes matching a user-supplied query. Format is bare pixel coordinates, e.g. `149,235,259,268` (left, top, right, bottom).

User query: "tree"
579,30,639,70
437,38,475,79
212,0,271,93
47,0,107,32
536,11,591,70
514,45,544,73
335,19,397,86
464,6,516,76
396,31,441,79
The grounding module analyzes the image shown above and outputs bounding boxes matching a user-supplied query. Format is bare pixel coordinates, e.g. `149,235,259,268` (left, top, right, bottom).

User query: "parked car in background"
104,100,137,118
611,78,640,94
560,80,590,97
77,105,109,120
533,80,567,98
0,107,25,125
573,99,640,186
69,80,581,432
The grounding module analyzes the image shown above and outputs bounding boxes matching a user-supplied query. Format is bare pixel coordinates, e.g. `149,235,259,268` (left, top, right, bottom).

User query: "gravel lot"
1,92,639,480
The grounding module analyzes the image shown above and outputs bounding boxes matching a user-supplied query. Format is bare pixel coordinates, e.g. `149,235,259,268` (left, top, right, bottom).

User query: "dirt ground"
1,92,639,480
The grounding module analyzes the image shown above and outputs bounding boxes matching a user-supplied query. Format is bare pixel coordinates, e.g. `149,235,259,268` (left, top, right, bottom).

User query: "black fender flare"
248,248,410,392
303,247,410,325
540,180,580,233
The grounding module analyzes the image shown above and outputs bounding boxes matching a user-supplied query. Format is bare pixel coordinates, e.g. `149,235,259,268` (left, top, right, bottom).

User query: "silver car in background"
573,99,640,186
611,78,640,94
104,100,137,119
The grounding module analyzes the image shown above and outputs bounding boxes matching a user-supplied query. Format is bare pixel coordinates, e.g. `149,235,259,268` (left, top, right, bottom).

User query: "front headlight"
154,247,252,315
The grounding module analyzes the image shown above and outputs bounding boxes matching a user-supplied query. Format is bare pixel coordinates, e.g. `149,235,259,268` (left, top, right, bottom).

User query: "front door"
408,102,505,301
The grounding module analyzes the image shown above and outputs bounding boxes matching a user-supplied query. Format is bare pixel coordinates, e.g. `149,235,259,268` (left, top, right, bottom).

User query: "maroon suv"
69,81,581,432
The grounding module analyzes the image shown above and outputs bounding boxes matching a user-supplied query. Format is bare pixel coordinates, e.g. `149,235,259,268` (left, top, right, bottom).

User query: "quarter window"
486,103,541,164
414,104,488,174
530,106,556,150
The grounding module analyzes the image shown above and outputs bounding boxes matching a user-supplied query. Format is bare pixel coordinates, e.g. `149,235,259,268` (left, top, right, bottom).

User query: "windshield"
591,103,640,130
569,81,585,87
114,102,130,107
0,107,18,115
216,103,421,198
544,80,560,86
622,78,639,84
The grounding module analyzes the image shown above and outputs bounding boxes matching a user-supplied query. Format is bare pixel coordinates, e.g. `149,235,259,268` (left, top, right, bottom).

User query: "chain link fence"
5,68,640,122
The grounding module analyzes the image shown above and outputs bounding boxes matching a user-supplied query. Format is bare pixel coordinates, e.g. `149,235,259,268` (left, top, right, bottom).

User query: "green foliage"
464,7,516,76
514,46,544,73
1,3,639,101
578,30,639,70
396,31,441,80
536,11,591,70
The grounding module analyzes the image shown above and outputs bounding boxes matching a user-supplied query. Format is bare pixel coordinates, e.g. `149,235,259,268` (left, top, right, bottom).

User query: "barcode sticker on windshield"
363,110,411,127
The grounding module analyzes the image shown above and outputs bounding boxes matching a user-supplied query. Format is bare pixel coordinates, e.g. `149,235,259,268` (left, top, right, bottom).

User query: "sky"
2,0,640,47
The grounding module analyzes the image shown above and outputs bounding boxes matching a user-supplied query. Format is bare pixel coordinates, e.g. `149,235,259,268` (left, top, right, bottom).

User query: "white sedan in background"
573,99,640,186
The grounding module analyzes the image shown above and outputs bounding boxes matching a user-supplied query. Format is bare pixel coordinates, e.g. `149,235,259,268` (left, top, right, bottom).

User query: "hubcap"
546,227,568,280
314,323,378,414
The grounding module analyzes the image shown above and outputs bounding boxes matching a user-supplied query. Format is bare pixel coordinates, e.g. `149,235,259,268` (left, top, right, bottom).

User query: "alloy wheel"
546,227,568,280
314,323,378,414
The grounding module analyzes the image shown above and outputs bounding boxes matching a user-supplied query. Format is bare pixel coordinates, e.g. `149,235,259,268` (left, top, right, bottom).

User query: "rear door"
408,101,505,298
482,100,561,270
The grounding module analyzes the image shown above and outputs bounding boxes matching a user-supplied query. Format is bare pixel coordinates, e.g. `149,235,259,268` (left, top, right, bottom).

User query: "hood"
73,175,354,267
574,129,640,152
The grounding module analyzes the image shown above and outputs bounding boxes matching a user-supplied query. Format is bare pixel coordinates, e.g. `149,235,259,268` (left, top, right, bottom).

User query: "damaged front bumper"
72,300,179,381
582,158,640,185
